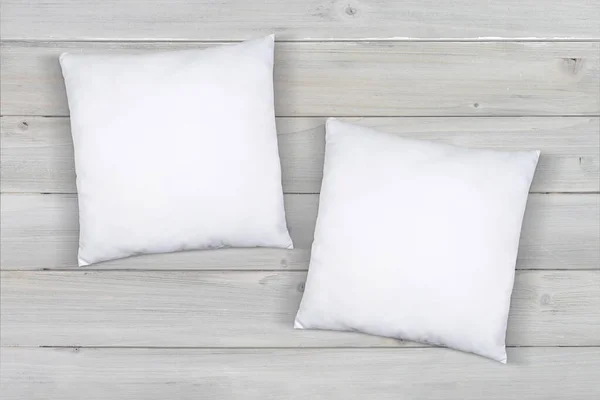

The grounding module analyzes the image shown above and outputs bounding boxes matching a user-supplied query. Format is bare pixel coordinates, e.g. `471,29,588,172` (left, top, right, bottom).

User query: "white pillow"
295,119,540,363
60,35,293,266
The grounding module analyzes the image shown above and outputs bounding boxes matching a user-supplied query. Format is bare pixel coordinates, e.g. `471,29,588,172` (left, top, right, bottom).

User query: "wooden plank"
1,270,598,347
1,42,598,117
2,117,598,194
1,0,599,40
2,348,599,400
1,193,598,270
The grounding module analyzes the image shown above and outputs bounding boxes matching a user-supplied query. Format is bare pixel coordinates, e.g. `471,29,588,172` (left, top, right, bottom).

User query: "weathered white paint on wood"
1,270,598,347
2,42,598,117
2,116,598,194
1,0,599,40
1,1,598,397
2,347,600,400
1,194,598,270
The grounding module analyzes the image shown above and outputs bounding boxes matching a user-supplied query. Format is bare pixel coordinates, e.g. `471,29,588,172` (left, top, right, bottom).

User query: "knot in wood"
540,294,551,305
563,58,584,75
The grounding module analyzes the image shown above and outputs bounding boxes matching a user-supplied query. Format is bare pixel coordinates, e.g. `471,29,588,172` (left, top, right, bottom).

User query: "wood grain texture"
2,116,599,194
1,270,598,347
2,42,598,117
1,0,599,40
2,348,600,400
1,193,598,270
1,1,599,397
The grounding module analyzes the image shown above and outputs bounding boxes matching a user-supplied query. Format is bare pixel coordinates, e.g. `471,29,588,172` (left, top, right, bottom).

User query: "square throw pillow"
294,119,540,363
60,35,293,266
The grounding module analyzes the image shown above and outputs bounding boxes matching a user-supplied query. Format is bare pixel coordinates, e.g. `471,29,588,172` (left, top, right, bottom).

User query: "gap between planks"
0,345,595,349
2,39,600,43
0,268,596,272
0,37,600,44
3,114,600,118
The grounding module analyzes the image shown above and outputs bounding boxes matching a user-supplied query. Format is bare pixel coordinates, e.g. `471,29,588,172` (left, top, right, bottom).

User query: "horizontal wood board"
2,42,599,117
1,0,599,40
1,270,599,347
2,347,600,400
2,116,599,194
1,193,598,270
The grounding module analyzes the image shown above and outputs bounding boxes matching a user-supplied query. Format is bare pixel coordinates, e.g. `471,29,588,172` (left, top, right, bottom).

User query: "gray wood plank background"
1,193,598,270
1,0,599,40
2,348,599,400
2,117,599,194
1,1,599,399
2,42,599,116
1,270,599,347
